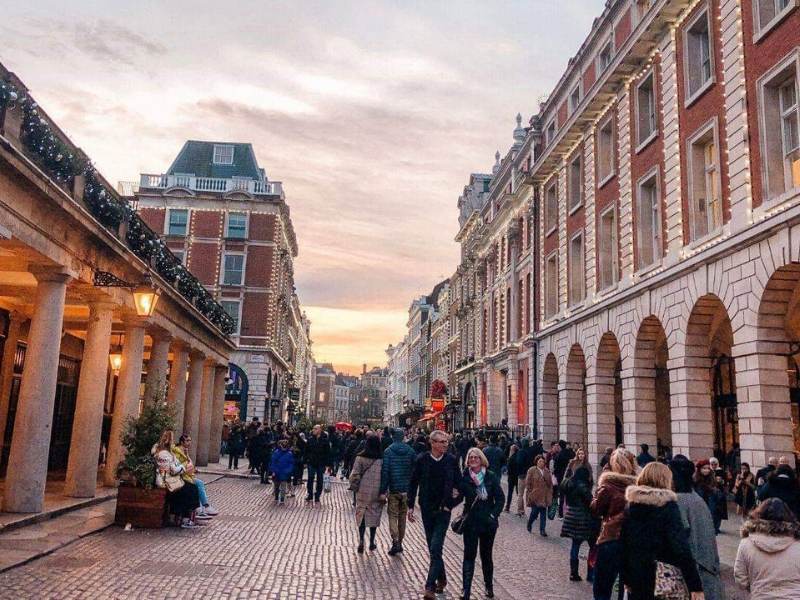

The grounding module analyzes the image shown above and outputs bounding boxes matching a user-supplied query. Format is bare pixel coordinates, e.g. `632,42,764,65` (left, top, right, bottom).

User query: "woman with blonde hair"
457,447,505,599
153,430,201,529
621,462,704,600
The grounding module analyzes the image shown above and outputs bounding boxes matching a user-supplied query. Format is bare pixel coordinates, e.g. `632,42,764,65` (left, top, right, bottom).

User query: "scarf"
470,467,488,500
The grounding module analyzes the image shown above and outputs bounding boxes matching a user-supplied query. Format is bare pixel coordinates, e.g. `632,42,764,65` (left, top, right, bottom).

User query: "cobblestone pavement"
0,475,599,600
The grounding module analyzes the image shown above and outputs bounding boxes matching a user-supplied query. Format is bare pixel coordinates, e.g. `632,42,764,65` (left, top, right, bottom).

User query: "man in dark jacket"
304,425,331,504
408,430,462,600
379,428,417,555
636,443,655,467
483,437,505,477
554,440,575,518
515,439,535,515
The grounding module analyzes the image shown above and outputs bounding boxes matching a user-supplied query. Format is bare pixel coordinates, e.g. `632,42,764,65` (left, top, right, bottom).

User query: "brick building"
134,141,310,423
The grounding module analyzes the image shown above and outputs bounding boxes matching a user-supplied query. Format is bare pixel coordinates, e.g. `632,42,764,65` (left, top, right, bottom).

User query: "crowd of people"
157,419,800,599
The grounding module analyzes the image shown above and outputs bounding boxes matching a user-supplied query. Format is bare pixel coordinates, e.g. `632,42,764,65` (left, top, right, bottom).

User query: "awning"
418,411,443,422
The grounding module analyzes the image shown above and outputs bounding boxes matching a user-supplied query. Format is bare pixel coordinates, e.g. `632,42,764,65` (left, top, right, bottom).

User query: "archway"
563,345,587,449
629,316,671,456
541,353,559,442
588,332,622,466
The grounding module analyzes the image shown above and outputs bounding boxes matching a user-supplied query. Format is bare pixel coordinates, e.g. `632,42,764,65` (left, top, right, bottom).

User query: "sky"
1,0,604,374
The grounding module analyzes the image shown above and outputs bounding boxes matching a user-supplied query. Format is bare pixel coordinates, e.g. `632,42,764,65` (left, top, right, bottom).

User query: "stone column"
195,360,215,466
166,342,189,430
585,366,617,471
559,380,585,445
509,229,520,342
3,269,71,513
183,350,205,463
506,369,518,428
668,355,714,460
0,310,23,444
621,363,658,452
144,333,171,404
208,364,228,464
103,321,146,487
64,302,114,498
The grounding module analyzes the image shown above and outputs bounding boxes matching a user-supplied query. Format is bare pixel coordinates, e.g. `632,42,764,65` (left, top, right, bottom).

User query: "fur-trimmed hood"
741,518,800,540
598,471,636,491
625,485,677,507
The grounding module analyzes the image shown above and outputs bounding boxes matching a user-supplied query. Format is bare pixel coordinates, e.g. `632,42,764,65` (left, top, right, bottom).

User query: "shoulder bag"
654,561,690,600
450,495,478,535
348,459,377,493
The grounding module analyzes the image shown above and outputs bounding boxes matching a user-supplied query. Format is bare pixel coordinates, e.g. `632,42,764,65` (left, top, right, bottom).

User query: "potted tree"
113,392,174,528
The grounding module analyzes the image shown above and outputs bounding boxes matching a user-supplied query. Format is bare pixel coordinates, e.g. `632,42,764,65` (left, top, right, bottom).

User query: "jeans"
570,538,583,563
195,478,209,507
387,492,408,544
421,509,451,591
462,526,497,594
593,539,624,600
528,505,547,534
292,460,304,486
306,464,325,500
273,479,289,501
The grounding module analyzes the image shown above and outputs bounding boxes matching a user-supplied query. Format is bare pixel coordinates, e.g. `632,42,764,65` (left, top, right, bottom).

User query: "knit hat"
696,459,711,469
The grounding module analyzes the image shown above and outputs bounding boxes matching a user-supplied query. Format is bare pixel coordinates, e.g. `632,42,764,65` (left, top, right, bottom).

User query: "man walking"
408,430,462,600
379,428,416,556
304,425,331,504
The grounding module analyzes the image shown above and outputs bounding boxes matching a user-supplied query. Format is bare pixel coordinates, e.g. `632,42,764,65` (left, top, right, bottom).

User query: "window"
544,252,558,318
569,84,581,114
569,231,585,305
636,71,657,148
684,8,714,102
755,0,794,36
166,209,188,237
545,181,558,234
545,120,556,146
569,155,583,212
636,170,663,269
213,144,234,165
597,115,615,184
598,205,618,290
687,122,722,241
598,39,613,73
226,212,247,238
172,249,185,265
222,253,245,286
220,300,241,334
759,57,800,200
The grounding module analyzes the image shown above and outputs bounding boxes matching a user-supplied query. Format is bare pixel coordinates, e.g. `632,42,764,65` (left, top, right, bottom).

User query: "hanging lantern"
109,334,123,374
132,284,160,317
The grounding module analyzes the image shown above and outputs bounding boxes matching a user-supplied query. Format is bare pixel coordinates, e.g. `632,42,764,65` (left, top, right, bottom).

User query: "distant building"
311,363,336,423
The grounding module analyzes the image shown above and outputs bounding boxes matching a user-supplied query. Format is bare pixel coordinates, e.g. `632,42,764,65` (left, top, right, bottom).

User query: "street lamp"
108,333,123,374
93,271,160,317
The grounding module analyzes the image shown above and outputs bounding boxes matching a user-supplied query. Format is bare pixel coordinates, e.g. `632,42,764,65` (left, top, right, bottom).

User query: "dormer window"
213,144,234,165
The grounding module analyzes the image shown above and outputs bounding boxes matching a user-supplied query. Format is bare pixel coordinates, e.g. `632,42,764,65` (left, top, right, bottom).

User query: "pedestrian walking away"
379,428,416,556
349,436,385,553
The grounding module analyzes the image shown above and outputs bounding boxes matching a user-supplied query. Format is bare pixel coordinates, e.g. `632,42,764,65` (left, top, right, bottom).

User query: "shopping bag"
323,473,332,493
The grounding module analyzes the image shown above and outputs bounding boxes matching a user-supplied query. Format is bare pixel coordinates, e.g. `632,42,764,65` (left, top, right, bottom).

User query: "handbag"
654,561,690,600
164,473,185,492
450,496,478,535
323,473,332,493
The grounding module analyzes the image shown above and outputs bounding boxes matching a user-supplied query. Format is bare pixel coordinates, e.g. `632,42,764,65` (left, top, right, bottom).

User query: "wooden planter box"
114,485,167,529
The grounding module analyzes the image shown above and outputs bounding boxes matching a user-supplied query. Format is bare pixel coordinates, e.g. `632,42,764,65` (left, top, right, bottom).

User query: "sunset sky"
2,1,603,374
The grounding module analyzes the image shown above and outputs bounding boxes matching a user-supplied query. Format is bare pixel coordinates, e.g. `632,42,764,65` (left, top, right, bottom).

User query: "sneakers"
196,512,213,520
204,505,219,516
180,519,198,529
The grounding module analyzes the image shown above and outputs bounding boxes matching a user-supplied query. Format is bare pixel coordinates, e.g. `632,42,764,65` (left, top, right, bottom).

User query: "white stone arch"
561,344,588,447
586,330,622,467
540,352,560,442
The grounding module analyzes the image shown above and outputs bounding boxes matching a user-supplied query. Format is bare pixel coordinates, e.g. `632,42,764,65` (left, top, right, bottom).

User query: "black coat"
408,452,462,514
560,476,598,541
304,434,331,467
621,486,702,598
757,476,800,518
458,468,504,535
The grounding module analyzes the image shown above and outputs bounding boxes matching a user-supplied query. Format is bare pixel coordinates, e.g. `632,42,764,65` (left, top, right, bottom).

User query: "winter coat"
757,477,800,519
228,427,245,454
676,491,724,600
524,466,553,508
304,434,331,468
733,472,757,512
506,451,519,483
560,476,598,542
349,456,384,527
553,448,575,482
482,445,505,477
408,452,462,514
379,440,416,495
458,468,505,535
269,448,295,482
734,518,800,600
620,486,703,598
591,471,637,546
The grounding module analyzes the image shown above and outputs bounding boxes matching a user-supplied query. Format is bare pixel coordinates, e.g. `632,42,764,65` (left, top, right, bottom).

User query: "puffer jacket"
269,448,295,481
734,518,800,599
591,471,636,545
482,445,505,476
379,440,417,494
560,476,598,542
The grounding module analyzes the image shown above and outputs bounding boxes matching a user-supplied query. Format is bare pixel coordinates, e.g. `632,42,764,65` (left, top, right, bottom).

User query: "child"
269,438,295,504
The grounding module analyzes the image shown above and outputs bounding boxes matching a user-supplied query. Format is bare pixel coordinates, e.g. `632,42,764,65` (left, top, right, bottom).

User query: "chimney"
362,363,367,375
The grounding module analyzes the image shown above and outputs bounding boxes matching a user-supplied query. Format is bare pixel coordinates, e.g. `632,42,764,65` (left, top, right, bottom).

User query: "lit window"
597,115,615,184
569,155,582,212
222,253,245,286
685,8,714,101
637,71,657,148
759,58,800,199
569,84,581,115
598,39,613,73
569,231,585,305
167,209,188,237
221,300,241,334
544,252,559,318
636,170,663,269
213,144,234,165
545,180,558,234
226,212,247,238
687,122,722,241
756,0,793,35
598,205,618,290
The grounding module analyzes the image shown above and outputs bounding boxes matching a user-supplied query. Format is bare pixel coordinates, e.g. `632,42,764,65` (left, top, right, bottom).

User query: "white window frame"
225,211,248,239
165,208,189,237
635,167,663,271
221,252,246,286
683,4,715,107
568,154,583,214
686,118,723,244
597,204,619,291
544,251,559,318
569,83,582,115
220,299,242,335
757,51,800,203
545,180,559,236
212,144,234,165
753,0,797,42
636,69,658,152
597,113,616,187
597,37,614,74
568,230,585,306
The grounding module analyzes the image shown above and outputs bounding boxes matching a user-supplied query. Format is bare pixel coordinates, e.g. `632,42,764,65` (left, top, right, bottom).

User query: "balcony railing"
139,174,283,197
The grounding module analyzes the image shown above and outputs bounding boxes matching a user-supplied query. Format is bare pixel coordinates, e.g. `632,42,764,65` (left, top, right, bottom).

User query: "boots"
461,559,475,600
482,559,494,597
569,558,582,581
